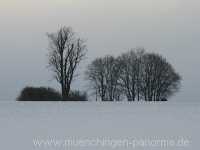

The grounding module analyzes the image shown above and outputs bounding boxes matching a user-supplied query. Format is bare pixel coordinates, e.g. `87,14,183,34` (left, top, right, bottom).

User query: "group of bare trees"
47,26,181,101
86,48,181,101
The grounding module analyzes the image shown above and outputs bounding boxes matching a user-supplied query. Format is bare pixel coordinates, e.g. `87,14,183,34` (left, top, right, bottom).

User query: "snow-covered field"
0,101,199,150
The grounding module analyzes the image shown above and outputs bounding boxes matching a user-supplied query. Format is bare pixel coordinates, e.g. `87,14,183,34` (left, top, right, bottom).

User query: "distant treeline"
17,26,181,101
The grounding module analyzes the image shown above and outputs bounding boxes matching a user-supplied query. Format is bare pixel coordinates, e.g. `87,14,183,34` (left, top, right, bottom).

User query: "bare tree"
86,55,122,101
47,26,87,99
118,48,145,101
140,53,181,101
118,49,181,101
86,57,107,101
104,56,122,101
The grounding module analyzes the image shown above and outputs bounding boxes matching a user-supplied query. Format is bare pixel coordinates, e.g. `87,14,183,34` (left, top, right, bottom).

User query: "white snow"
0,101,199,150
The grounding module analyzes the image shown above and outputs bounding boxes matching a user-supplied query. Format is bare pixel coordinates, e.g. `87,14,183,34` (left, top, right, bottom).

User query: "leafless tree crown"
47,26,87,99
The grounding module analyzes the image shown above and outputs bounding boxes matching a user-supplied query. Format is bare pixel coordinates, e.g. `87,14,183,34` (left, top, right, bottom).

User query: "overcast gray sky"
0,0,199,101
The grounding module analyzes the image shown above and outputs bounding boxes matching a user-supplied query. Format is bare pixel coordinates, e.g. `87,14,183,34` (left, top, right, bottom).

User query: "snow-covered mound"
0,101,199,150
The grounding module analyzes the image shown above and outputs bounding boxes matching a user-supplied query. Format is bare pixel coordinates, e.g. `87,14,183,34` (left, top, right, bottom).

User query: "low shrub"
17,86,62,101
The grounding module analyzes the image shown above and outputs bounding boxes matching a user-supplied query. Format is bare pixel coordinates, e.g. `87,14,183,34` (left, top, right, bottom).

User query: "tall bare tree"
47,26,87,99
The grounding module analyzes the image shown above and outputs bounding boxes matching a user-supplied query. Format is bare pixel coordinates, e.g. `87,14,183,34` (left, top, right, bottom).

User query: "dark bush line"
17,87,61,101
17,87,88,101
65,90,88,101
